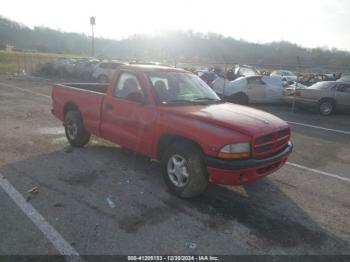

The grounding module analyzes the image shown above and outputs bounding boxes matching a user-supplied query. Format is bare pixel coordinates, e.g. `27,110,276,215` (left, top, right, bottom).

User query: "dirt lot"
0,75,349,259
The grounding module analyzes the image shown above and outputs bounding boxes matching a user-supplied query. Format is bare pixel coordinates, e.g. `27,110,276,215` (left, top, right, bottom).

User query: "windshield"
147,71,221,105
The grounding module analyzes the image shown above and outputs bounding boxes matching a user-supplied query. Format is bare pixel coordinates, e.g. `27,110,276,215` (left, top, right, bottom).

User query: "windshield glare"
147,71,221,104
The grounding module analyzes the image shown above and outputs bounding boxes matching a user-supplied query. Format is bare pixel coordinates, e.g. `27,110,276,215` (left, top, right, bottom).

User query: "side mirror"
127,92,145,104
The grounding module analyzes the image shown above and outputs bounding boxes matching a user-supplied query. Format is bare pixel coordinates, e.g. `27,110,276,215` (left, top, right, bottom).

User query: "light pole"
90,16,96,57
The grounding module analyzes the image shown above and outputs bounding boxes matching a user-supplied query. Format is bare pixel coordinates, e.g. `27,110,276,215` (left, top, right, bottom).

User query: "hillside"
1,15,350,71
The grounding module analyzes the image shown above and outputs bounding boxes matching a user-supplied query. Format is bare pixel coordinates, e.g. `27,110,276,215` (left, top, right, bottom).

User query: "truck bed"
57,83,109,94
52,83,108,136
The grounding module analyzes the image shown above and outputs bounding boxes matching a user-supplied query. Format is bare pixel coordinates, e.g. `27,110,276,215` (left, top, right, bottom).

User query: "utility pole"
90,16,96,57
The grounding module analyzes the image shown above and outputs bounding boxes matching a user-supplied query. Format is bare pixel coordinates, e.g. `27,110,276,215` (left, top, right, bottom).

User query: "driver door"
100,71,154,155
246,77,266,102
335,83,350,111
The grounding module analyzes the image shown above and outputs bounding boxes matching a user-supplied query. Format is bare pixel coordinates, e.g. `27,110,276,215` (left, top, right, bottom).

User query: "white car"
211,75,284,104
270,70,298,85
92,61,124,83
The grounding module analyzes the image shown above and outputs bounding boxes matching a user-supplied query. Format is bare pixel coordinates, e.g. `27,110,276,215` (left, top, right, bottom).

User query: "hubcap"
66,120,78,139
167,154,189,187
320,102,332,115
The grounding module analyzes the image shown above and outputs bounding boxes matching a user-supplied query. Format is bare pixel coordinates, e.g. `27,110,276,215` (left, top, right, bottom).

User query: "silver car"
293,81,350,115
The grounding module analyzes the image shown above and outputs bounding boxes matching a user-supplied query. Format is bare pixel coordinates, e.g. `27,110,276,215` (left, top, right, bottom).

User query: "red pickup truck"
51,64,292,198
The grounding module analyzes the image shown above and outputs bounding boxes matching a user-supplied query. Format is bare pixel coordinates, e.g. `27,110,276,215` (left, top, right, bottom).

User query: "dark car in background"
74,59,99,80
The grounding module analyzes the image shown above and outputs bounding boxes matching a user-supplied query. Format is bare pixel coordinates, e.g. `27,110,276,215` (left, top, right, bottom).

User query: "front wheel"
318,99,334,116
161,141,209,198
64,111,90,147
228,93,249,105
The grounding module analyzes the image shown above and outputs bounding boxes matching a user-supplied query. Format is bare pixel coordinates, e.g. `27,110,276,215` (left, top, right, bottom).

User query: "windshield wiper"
162,99,194,104
162,98,222,105
194,97,220,101
193,97,223,103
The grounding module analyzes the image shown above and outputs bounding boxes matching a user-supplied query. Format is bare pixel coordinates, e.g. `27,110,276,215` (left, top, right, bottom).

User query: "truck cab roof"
120,64,186,73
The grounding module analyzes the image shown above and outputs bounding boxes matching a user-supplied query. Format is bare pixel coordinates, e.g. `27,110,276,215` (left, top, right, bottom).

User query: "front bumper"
205,142,293,186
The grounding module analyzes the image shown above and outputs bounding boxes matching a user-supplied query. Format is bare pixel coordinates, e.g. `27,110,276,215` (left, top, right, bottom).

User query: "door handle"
105,104,113,110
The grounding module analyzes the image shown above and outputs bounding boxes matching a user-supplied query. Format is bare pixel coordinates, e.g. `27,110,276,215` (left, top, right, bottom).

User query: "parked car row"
40,59,349,116
37,58,125,83
195,66,349,116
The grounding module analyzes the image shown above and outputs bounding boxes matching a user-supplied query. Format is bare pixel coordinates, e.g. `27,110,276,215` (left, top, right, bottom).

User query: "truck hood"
159,103,289,137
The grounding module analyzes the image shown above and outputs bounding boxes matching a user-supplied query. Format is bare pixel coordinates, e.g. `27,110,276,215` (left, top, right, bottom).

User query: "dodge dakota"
51,64,293,198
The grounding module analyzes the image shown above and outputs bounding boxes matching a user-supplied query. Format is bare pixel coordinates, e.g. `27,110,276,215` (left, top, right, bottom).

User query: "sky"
2,0,350,51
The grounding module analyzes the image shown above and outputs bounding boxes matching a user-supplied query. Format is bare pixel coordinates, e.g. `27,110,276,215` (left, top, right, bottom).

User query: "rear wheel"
161,141,209,198
228,93,248,105
318,99,335,116
98,74,109,83
64,111,90,147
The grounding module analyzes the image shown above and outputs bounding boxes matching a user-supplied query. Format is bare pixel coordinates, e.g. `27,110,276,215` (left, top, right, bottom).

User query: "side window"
114,72,145,102
247,77,264,85
337,84,350,93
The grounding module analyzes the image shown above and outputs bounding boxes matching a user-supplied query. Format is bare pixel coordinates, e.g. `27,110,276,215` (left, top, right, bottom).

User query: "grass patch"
0,51,83,74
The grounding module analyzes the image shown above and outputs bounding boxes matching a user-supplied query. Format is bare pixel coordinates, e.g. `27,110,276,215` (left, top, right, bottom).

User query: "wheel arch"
63,102,81,118
228,92,249,104
318,97,336,106
156,133,204,160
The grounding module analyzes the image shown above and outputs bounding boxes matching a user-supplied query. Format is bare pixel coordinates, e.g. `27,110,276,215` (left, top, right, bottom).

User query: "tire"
228,93,249,105
64,110,91,147
161,141,209,198
98,74,109,83
318,99,335,116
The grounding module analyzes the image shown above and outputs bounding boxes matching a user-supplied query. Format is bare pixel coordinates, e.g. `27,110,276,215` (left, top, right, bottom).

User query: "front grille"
255,144,273,153
253,128,290,158
255,134,274,144
278,129,289,138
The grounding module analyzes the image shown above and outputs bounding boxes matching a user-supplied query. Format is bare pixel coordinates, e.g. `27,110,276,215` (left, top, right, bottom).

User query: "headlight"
218,142,250,159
